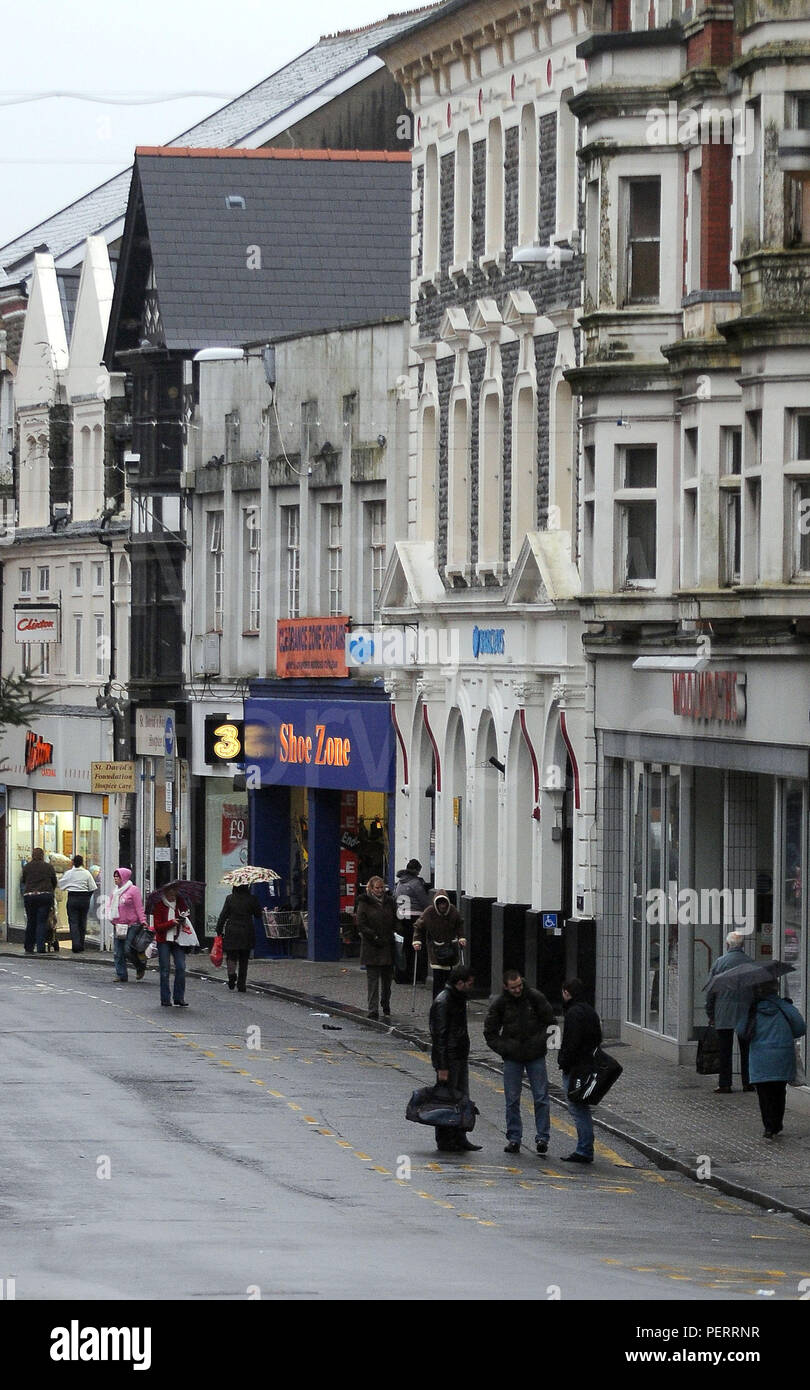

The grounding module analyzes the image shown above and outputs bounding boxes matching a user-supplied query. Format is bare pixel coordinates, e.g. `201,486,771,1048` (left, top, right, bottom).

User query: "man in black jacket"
484,970,556,1155
557,977,602,1164
429,964,481,1153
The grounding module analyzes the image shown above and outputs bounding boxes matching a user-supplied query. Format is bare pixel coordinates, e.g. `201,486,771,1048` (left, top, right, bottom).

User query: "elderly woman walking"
738,983,806,1139
356,875,397,1019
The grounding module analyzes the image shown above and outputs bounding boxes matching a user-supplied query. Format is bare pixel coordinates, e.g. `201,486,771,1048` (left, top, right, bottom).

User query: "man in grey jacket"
705,931,754,1094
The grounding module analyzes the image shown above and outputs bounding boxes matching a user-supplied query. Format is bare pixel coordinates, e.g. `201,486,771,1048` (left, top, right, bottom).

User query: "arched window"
556,92,577,241
454,130,472,266
518,104,539,247
423,144,440,277
511,381,537,560
447,394,470,574
417,399,438,544
486,118,505,256
478,389,503,571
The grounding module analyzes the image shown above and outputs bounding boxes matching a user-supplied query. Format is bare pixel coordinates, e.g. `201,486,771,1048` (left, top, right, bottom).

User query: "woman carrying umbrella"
217,868,271,993
735,972,806,1138
147,880,204,1009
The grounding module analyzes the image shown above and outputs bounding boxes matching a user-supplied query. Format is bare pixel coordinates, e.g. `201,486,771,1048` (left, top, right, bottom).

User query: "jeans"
562,1072,595,1158
66,893,92,952
366,965,393,1015
716,1028,750,1089
503,1057,550,1145
24,893,54,952
157,940,186,1004
113,924,141,981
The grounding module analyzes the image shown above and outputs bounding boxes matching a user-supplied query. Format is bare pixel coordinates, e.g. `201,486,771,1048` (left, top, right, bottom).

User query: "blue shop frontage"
244,680,396,961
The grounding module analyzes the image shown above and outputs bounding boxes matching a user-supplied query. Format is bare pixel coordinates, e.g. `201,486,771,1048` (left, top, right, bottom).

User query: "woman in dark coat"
216,885,263,993
21,848,58,954
356,875,396,1019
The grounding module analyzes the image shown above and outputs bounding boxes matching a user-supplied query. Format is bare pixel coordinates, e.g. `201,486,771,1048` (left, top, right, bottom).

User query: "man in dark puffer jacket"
557,977,602,1164
484,970,556,1155
429,964,481,1153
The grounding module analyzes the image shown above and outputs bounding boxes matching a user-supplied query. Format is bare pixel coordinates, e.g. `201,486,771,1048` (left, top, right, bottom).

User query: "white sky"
0,0,418,249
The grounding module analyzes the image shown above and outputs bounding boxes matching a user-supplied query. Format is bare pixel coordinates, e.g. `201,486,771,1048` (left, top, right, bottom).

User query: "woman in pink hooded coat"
110,867,147,983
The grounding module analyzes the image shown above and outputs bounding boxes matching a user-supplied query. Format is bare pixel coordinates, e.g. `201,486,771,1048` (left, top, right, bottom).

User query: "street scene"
1,0,810,1343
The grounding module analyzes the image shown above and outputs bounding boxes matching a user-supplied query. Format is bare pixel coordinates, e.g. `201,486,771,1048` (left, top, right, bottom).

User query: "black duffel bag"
695,1024,722,1075
406,1084,478,1131
567,1046,623,1106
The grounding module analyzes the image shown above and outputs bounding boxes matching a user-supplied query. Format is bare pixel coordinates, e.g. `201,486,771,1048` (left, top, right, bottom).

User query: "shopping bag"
131,926,152,956
695,1025,722,1076
567,1047,623,1105
145,940,158,960
176,918,200,949
405,1084,478,1131
210,934,224,968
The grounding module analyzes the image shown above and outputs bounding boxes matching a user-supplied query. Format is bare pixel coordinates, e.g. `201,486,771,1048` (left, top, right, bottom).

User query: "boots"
228,974,237,991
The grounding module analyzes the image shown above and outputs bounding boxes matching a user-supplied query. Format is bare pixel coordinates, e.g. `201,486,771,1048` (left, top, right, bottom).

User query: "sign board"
244,696,394,792
164,716,175,755
277,617,348,679
672,671,746,724
91,761,136,794
204,717,245,765
155,846,171,862
14,604,60,643
165,780,173,813
25,731,54,775
542,912,560,935
135,708,174,756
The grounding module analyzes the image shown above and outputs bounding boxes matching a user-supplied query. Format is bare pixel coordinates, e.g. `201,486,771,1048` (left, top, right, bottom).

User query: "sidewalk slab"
4,943,810,1225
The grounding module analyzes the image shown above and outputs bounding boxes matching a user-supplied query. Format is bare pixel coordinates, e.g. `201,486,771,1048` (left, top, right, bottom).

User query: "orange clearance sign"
276,617,348,679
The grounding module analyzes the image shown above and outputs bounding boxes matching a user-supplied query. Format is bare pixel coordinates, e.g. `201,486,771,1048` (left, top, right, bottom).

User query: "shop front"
244,681,395,961
2,713,114,940
596,652,810,1071
189,703,250,937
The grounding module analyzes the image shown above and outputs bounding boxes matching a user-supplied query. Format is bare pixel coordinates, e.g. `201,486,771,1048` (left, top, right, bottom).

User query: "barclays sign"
472,626,505,658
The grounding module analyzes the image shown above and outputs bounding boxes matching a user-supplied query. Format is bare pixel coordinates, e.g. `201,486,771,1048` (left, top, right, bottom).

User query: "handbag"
567,1046,623,1105
695,1024,722,1076
405,1084,478,1131
130,925,152,956
210,934,224,968
433,939,459,967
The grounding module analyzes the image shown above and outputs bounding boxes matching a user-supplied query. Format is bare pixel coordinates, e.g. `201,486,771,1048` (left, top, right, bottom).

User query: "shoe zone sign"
244,697,395,792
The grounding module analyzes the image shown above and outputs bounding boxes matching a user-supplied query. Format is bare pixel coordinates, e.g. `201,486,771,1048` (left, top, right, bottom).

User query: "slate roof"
108,149,411,354
0,8,432,278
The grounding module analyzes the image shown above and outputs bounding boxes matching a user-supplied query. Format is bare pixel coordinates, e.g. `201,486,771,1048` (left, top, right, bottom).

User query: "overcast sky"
0,0,417,249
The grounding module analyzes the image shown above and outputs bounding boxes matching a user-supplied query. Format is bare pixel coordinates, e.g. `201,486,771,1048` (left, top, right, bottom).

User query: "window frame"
621,177,662,306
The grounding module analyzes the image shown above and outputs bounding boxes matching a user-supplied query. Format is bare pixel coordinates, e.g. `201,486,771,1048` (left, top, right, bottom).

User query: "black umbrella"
145,879,205,915
705,959,794,995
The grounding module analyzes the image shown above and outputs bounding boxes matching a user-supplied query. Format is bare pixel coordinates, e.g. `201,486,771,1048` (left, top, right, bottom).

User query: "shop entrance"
8,793,102,933
285,787,389,946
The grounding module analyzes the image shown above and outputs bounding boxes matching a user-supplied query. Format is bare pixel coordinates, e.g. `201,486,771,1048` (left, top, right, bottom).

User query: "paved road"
2,957,809,1301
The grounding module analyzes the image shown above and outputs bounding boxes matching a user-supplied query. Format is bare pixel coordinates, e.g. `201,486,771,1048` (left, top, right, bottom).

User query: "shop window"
782,782,806,1026
323,503,343,616
283,506,300,618
518,104,538,248
453,130,472,267
366,500,386,621
617,445,657,587
207,511,224,632
485,118,505,257
628,763,680,1037
19,567,31,596
243,507,261,634
621,179,661,305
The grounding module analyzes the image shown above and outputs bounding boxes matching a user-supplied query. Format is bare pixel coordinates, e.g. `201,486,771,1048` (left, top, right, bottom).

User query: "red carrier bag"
210,934,224,968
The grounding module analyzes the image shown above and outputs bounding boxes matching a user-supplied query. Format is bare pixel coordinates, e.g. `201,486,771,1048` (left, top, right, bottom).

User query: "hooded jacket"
394,870,431,920
110,868,145,926
558,985,602,1075
413,897,463,969
355,890,396,967
738,995,806,1084
484,985,556,1063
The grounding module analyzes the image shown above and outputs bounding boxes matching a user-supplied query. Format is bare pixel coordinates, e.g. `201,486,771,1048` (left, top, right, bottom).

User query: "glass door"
627,762,680,1037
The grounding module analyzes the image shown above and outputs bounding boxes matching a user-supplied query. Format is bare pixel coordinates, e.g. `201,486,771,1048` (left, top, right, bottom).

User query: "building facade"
377,0,602,994
570,0,810,1059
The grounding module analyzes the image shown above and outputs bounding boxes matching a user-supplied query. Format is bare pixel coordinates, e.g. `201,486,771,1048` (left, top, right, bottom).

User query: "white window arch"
486,118,505,256
454,130,472,266
556,92,577,241
511,379,537,560
447,392,470,575
423,144,440,277
519,104,539,247
417,396,438,544
478,387,503,572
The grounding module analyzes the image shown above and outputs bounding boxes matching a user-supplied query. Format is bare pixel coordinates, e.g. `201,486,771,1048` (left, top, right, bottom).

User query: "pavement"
5,937,810,1227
